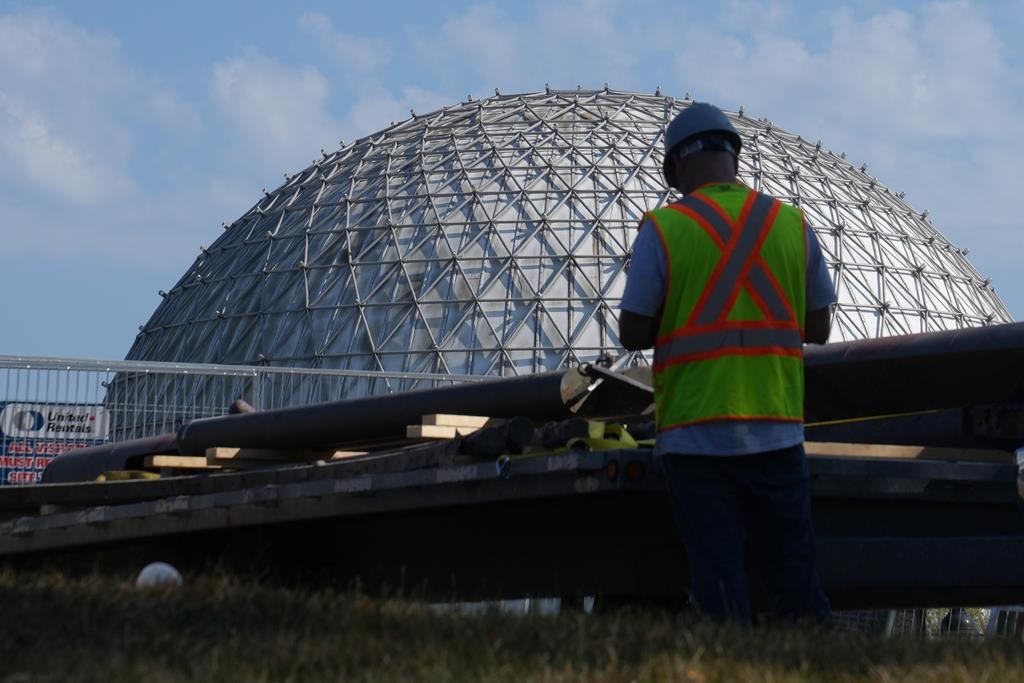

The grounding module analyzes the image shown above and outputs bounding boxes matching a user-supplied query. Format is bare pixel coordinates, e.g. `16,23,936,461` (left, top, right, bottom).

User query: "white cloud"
0,9,205,209
211,52,343,176
0,10,136,204
294,11,452,143
662,5,1022,215
299,12,392,76
149,90,203,137
206,25,454,210
0,9,123,97
412,0,647,93
669,4,1018,146
431,5,521,85
0,92,131,205
341,85,453,141
718,0,795,28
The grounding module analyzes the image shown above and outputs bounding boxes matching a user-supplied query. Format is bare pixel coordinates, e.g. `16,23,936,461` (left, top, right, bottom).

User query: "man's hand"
804,306,832,345
621,306,831,349
619,310,659,350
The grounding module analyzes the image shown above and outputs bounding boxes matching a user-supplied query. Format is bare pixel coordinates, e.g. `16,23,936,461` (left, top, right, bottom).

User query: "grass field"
1,570,1021,682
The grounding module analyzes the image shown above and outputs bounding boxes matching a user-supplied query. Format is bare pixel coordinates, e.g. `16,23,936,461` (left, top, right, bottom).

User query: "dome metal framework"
126,87,1011,397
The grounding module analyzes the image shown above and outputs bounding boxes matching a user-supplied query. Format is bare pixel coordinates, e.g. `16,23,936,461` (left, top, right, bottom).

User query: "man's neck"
684,174,738,194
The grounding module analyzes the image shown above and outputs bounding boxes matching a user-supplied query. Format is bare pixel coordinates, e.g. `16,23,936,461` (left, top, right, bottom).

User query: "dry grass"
0,570,1021,682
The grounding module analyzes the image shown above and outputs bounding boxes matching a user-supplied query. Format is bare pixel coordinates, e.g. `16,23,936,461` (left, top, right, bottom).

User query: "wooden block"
406,424,479,440
207,447,368,461
206,458,287,470
805,441,1013,464
145,455,218,469
206,447,341,461
421,414,493,429
324,451,371,461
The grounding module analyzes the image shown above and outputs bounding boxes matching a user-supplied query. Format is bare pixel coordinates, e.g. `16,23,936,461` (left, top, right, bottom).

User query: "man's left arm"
803,219,837,345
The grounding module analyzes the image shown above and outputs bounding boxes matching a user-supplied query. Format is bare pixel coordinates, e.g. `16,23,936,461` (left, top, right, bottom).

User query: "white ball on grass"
136,561,183,588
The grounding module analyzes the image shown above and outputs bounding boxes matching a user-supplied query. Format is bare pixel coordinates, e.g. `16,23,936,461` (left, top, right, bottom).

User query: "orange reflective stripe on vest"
655,324,803,365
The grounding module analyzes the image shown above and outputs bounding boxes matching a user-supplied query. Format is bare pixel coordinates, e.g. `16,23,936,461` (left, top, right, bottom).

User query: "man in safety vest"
619,102,835,624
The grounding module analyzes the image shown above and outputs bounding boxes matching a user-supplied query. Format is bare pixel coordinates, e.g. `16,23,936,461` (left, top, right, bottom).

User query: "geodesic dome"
126,88,1011,396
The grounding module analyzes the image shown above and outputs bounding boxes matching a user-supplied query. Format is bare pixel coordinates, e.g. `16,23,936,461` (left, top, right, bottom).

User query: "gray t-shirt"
620,191,837,456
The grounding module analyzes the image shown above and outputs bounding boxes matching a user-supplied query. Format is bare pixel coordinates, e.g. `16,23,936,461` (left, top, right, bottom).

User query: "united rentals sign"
0,403,109,484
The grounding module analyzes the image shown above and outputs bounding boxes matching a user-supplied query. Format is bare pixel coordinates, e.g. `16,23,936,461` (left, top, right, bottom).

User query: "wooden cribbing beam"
805,441,1013,464
206,447,367,461
420,414,493,429
406,425,482,439
406,414,536,458
144,455,219,470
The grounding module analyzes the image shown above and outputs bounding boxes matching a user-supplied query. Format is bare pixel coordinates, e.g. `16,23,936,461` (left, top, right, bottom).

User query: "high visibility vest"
644,184,807,431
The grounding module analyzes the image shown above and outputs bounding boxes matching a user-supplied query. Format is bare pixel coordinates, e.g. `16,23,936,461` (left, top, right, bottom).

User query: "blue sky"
1,0,1022,360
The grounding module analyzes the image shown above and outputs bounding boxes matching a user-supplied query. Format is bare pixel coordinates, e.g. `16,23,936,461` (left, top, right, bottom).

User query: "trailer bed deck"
1,443,1021,609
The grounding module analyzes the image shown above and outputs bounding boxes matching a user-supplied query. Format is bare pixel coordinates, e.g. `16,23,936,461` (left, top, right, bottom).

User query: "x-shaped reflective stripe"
654,191,802,368
673,192,795,327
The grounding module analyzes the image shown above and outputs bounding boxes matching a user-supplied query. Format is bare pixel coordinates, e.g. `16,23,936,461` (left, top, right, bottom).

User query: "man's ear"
671,155,685,191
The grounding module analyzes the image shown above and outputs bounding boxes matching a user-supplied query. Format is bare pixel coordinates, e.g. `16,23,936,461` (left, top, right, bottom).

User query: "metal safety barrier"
0,354,479,484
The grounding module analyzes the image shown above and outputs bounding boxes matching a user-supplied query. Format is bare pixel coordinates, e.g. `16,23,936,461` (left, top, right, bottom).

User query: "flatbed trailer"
10,324,1024,610
1,440,1021,610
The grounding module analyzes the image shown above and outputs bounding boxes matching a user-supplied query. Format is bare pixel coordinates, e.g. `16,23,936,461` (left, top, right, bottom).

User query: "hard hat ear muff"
662,147,680,191
675,133,738,160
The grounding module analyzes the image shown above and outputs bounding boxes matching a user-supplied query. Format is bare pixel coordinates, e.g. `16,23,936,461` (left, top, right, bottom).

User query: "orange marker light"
606,460,619,481
625,460,646,482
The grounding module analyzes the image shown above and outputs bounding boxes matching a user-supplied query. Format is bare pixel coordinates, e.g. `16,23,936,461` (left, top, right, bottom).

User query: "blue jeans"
661,443,832,624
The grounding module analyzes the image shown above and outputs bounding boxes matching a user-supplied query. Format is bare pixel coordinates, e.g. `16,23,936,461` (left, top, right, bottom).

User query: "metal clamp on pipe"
1016,448,1024,512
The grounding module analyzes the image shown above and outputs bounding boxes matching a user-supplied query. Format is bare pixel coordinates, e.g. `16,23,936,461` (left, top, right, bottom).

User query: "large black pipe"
43,322,1024,483
175,369,584,454
176,322,1024,453
41,433,178,484
803,321,1024,424
40,368,610,483
805,409,972,447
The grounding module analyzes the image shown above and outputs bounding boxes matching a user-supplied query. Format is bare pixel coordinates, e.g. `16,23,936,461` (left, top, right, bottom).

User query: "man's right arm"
619,220,667,350
620,310,659,350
